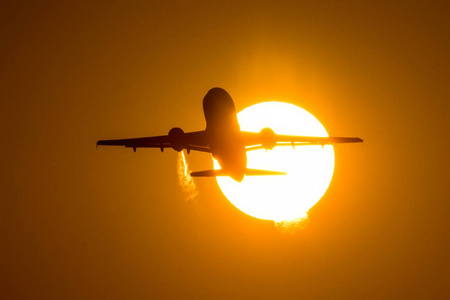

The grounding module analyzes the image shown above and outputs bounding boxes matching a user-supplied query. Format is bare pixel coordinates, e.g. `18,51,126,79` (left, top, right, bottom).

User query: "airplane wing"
241,129,363,151
97,130,211,153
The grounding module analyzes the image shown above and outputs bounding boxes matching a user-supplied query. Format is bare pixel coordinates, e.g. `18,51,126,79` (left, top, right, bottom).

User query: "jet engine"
168,127,186,152
260,127,276,150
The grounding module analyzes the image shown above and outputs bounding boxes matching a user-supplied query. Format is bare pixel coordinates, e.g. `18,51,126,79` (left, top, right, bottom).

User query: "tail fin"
190,168,286,177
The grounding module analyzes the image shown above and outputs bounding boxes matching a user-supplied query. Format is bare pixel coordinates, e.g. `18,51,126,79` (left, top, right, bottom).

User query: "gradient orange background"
1,1,449,298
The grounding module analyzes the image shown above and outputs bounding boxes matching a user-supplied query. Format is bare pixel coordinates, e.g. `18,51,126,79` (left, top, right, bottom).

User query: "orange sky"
1,1,449,299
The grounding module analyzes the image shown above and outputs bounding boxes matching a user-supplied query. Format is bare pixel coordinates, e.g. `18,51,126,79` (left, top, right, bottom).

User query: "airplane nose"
205,87,228,98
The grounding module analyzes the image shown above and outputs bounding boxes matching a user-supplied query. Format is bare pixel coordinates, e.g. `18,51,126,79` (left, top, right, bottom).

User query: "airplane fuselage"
203,88,247,182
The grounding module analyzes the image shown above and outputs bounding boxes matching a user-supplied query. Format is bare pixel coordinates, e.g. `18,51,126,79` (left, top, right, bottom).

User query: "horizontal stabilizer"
245,168,286,176
190,168,286,177
190,169,226,177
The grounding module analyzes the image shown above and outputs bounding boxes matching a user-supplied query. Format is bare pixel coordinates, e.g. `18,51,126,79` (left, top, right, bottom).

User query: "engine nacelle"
260,127,276,150
168,127,186,152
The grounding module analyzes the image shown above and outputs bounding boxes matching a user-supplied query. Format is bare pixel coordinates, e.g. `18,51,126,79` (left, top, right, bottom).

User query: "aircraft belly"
212,143,247,181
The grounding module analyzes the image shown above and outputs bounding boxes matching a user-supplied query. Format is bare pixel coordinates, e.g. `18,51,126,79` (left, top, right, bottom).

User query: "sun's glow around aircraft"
97,88,362,223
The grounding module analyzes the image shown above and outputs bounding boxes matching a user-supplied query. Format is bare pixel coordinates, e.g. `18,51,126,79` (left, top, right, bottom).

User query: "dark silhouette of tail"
190,168,286,177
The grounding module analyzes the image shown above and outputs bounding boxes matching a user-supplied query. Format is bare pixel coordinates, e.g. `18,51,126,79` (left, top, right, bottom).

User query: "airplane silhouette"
97,88,363,182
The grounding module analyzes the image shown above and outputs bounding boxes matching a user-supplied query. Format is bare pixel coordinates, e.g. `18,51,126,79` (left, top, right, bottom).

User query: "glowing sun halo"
214,102,335,222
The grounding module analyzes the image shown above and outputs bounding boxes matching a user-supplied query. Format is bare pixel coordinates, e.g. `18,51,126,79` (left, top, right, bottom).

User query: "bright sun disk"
213,102,335,222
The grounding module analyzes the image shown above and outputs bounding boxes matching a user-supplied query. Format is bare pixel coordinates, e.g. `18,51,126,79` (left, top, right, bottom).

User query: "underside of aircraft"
97,88,363,182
